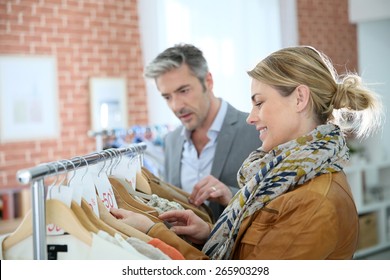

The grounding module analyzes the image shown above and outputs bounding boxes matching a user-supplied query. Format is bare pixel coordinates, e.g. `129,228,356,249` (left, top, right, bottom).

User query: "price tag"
111,154,141,192
80,168,100,217
68,166,94,206
46,184,73,235
93,163,118,210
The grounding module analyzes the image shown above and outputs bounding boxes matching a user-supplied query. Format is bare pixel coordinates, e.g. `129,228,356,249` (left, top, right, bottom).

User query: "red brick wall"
0,0,148,190
297,0,358,73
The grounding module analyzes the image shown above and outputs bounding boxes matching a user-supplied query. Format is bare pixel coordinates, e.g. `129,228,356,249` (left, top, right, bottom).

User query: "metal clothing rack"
15,142,147,260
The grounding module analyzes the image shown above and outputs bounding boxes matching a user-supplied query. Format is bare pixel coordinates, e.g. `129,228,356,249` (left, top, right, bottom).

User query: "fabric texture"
202,124,349,259
146,194,185,214
127,237,171,260
148,238,186,260
164,100,261,219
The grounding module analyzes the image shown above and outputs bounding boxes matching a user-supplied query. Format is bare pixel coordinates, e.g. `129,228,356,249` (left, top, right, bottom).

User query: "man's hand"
189,175,233,207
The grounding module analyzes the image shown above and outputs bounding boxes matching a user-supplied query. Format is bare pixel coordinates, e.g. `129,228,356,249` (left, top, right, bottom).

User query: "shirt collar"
181,99,228,141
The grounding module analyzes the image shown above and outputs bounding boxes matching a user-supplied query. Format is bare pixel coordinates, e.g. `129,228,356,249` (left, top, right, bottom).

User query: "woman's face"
246,79,304,152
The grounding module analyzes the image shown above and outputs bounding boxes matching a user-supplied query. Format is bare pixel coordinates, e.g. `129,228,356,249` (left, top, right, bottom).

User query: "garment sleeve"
148,223,209,260
238,195,339,259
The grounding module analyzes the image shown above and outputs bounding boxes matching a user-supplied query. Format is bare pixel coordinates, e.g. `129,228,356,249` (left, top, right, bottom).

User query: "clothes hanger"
110,183,162,223
109,148,152,196
141,166,214,223
135,171,152,195
108,176,159,215
71,201,99,234
70,155,127,239
2,208,33,251
103,149,159,216
3,199,93,251
3,163,58,251
80,198,128,239
58,159,99,235
96,195,152,243
3,161,93,252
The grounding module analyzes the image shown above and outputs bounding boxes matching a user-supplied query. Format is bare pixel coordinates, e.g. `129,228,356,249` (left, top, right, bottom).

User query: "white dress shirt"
180,99,228,194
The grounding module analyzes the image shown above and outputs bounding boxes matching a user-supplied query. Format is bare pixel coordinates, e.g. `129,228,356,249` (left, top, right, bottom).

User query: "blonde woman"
111,46,383,260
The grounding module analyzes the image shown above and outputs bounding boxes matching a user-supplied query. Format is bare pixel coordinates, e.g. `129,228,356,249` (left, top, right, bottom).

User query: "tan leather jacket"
148,172,359,260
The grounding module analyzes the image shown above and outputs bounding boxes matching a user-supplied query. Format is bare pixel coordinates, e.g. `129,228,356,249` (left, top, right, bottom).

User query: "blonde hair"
247,46,383,138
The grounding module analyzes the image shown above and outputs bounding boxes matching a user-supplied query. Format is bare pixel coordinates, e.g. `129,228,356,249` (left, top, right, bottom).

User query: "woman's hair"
247,46,383,138
144,43,209,90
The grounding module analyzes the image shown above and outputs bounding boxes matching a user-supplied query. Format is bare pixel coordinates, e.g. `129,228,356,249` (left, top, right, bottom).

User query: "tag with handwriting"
93,163,118,210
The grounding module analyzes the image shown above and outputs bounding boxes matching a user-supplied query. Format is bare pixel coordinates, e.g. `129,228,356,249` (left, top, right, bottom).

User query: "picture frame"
89,77,128,132
0,56,59,142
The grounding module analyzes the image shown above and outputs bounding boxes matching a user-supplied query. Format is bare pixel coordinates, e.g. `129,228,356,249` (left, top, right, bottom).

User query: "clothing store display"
141,167,214,223
109,177,158,215
80,198,127,239
164,101,261,219
111,181,162,223
96,197,152,243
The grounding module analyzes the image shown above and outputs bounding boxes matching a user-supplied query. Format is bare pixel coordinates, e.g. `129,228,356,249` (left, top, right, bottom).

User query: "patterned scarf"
202,124,349,259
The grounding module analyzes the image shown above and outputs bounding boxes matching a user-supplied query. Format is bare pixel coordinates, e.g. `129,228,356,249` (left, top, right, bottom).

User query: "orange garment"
148,238,185,260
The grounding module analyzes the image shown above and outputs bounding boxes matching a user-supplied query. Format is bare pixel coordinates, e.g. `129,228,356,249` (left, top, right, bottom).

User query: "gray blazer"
163,102,261,220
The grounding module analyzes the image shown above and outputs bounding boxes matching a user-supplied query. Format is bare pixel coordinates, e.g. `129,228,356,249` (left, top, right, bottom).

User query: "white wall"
357,19,390,162
138,0,296,126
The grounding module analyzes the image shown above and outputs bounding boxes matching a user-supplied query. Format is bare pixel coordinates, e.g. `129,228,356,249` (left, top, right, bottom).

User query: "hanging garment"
147,238,185,260
141,167,214,223
0,232,151,260
146,194,185,214
127,237,171,260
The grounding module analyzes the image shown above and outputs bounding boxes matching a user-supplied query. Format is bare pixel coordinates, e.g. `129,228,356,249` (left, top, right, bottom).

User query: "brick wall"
297,0,358,73
0,0,148,191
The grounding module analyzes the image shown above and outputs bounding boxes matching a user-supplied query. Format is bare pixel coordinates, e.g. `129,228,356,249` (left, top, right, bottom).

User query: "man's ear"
205,72,213,91
295,85,310,112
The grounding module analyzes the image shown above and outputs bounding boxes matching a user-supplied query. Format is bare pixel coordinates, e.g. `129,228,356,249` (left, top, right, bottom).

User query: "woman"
111,46,383,259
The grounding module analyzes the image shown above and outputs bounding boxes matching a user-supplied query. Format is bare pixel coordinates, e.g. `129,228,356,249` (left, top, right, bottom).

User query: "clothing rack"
15,142,147,260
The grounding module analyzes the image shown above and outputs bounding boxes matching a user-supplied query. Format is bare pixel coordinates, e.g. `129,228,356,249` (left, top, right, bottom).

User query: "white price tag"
68,166,94,206
80,168,100,217
93,163,118,210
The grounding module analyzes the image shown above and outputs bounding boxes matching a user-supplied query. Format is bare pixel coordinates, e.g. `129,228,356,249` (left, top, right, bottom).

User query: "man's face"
156,64,211,131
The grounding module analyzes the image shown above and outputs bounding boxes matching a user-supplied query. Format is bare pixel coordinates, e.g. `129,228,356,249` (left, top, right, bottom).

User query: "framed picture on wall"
89,77,128,132
0,56,59,142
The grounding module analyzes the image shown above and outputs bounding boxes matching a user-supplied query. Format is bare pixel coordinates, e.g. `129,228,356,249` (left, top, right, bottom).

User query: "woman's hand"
189,175,233,206
110,208,155,233
159,209,211,244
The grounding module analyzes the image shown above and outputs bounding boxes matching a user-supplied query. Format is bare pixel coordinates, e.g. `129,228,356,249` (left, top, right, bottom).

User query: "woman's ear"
295,85,310,112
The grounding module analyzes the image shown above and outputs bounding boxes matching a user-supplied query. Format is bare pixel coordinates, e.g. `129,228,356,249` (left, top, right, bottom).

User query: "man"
144,44,261,219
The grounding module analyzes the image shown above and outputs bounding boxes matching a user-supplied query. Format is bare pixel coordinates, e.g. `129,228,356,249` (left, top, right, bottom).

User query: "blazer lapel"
211,103,238,178
171,130,185,187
